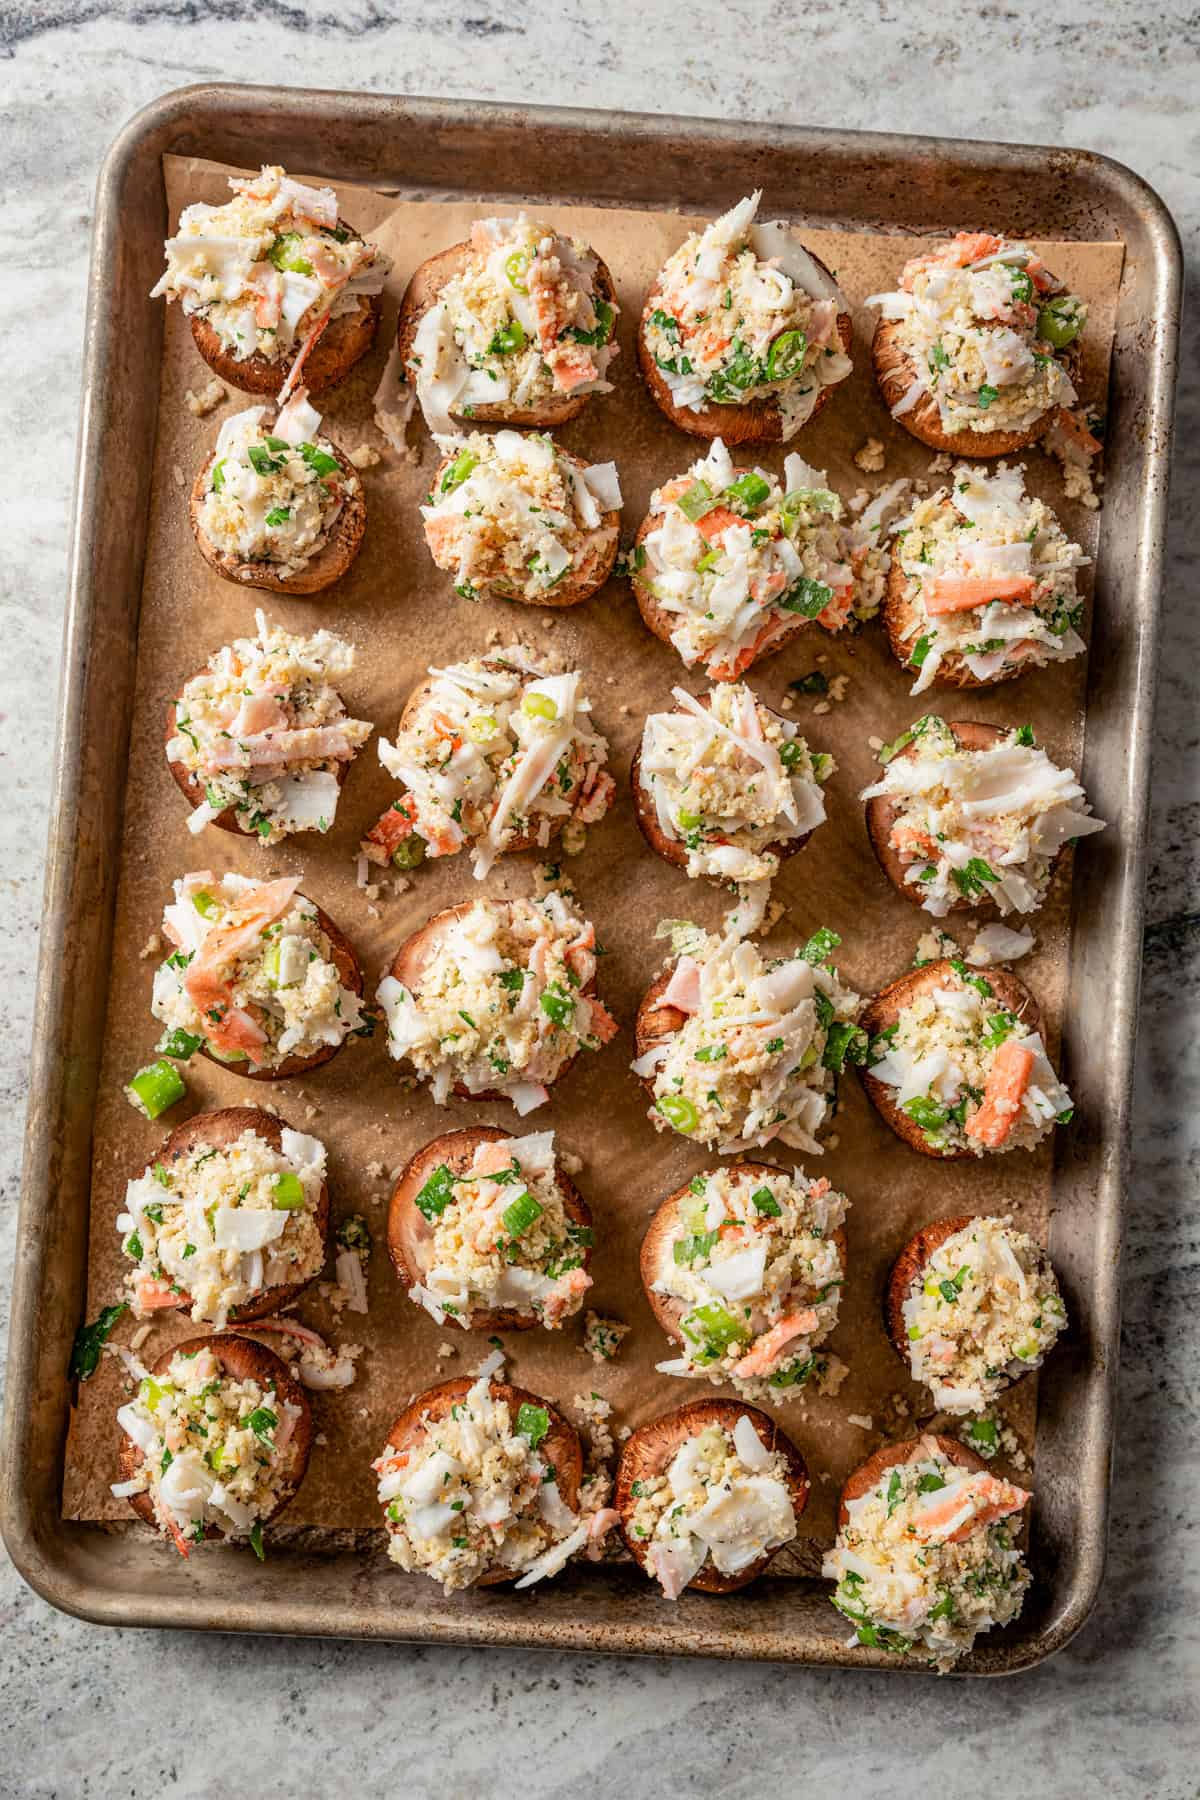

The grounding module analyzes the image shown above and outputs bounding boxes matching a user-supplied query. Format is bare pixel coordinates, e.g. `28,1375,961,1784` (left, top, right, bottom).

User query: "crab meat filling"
168,611,371,845
640,922,865,1155
196,402,357,574
890,462,1087,693
152,871,363,1070
823,1436,1032,1666
378,893,616,1110
409,215,618,440
861,716,1105,917
628,1418,797,1598
639,681,832,888
112,1343,302,1544
374,1370,582,1592
119,1126,326,1329
867,232,1084,437
152,163,389,363
638,439,879,678
868,964,1074,1155
902,1218,1067,1414
643,190,852,436
422,429,620,604
652,1165,847,1400
407,1131,592,1329
364,646,611,881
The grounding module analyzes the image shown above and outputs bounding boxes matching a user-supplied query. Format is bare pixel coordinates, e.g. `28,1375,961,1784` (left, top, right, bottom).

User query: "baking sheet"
64,156,1123,1577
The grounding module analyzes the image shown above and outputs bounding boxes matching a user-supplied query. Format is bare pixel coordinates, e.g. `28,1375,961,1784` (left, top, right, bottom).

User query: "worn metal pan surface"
0,85,1180,1670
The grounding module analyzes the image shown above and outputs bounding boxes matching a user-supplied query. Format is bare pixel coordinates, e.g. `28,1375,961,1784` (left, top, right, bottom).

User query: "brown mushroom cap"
872,317,1061,458
614,1397,810,1593
132,1106,330,1322
396,244,618,430
864,720,1012,914
631,968,687,1104
883,1213,981,1366
838,1432,986,1530
379,1377,583,1587
881,554,1028,692
858,958,1044,1159
427,449,619,608
117,1332,313,1537
384,902,596,1101
164,697,354,838
630,689,819,874
196,900,363,1082
387,1124,592,1331
190,285,382,398
388,665,587,857
188,437,367,597
636,252,852,444
639,1160,847,1347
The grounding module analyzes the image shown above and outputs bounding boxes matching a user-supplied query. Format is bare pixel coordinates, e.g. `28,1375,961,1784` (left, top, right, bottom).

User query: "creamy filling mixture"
409,215,618,441
902,1218,1067,1413
120,1125,326,1328
628,1415,797,1598
637,438,881,678
364,646,612,881
637,922,865,1155
639,681,832,887
152,163,389,369
378,892,618,1111
867,961,1074,1155
195,390,358,575
375,1361,584,1592
152,871,364,1070
406,1130,592,1329
861,716,1105,917
169,610,371,845
891,462,1087,692
642,190,852,436
421,429,621,603
868,232,1083,437
823,1437,1032,1666
651,1164,847,1399
112,1343,303,1546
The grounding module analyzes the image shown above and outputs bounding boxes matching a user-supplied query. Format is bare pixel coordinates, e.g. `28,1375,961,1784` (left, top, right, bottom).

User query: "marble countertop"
1,4,1196,1794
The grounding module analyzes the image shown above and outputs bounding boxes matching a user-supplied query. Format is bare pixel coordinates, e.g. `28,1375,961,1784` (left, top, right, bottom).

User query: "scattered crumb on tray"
348,443,381,469
184,378,226,417
847,1413,874,1431
581,1312,629,1365
139,930,163,960
853,436,887,474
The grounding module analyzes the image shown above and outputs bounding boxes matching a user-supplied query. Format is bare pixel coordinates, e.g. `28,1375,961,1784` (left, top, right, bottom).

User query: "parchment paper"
64,156,1124,1574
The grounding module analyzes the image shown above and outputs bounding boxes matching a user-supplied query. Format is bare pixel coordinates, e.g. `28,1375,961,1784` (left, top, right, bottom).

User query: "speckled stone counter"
1,5,1196,1795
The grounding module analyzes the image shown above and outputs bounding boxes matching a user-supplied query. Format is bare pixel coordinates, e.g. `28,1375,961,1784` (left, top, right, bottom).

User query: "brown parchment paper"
63,155,1124,1579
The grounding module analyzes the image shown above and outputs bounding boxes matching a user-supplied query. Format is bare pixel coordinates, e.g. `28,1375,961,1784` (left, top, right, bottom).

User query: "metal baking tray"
0,85,1180,1670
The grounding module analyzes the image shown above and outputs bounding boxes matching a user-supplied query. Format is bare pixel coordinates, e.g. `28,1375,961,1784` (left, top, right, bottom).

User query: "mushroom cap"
132,1105,330,1322
397,243,618,429
117,1332,313,1536
858,958,1044,1158
614,1397,810,1593
387,1124,592,1331
379,1377,583,1587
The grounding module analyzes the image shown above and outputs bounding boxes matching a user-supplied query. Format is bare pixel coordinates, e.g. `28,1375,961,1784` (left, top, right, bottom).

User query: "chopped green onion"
125,1060,186,1120
780,575,833,618
392,835,426,870
191,889,219,918
501,1191,543,1238
678,479,719,523
766,328,807,381
724,471,771,511
299,443,339,478
801,927,841,964
441,449,479,492
656,1094,698,1134
503,249,530,293
751,1187,782,1217
522,692,558,721
271,1172,306,1210
155,1027,202,1061
487,319,526,356
249,1521,265,1561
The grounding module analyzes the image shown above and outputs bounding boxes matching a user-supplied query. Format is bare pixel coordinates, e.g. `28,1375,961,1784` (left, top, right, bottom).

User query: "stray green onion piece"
125,1059,186,1120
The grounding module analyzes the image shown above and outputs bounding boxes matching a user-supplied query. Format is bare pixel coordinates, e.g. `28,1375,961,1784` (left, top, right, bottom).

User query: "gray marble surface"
1,4,1197,1795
